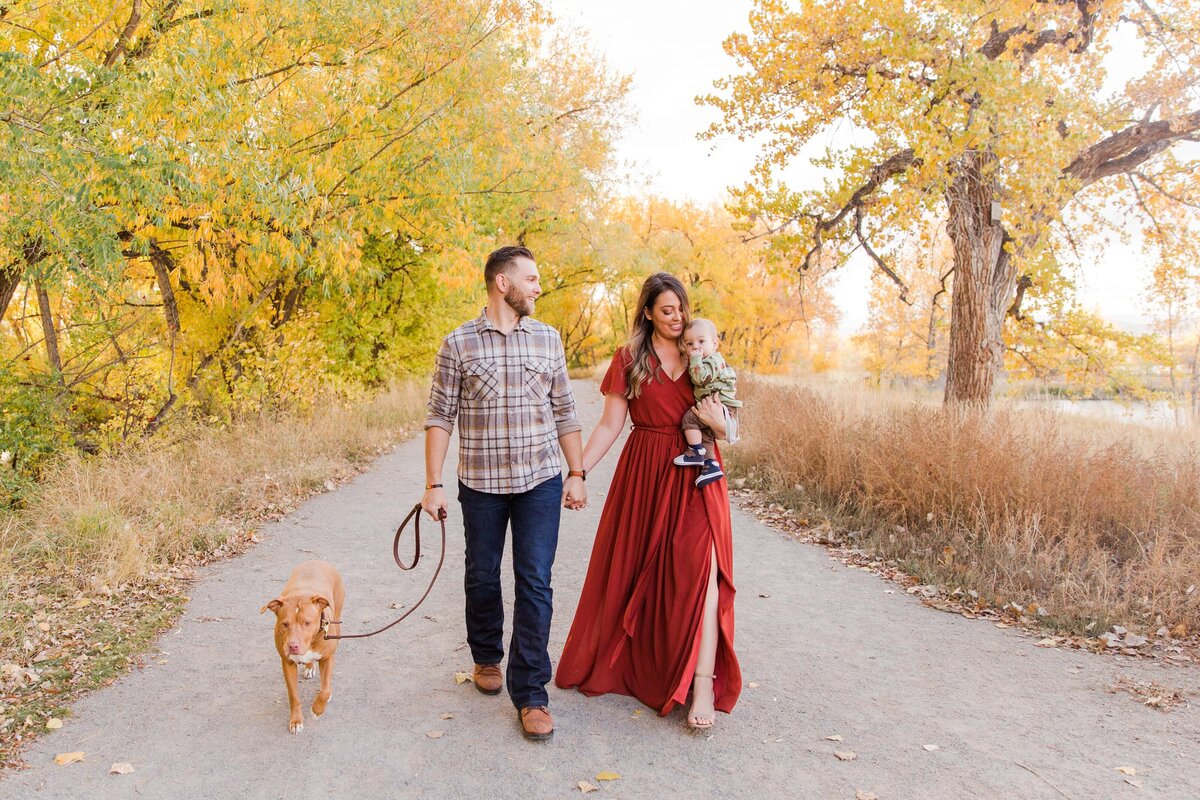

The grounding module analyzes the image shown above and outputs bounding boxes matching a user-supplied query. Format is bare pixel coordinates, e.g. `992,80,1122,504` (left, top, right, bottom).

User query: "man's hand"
421,486,448,521
563,476,587,510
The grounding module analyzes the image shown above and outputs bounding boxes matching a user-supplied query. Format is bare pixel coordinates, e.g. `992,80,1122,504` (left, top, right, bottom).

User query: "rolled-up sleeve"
424,336,460,433
549,337,582,437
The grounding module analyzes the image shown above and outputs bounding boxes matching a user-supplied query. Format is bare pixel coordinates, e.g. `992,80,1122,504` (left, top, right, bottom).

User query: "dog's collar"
319,609,341,638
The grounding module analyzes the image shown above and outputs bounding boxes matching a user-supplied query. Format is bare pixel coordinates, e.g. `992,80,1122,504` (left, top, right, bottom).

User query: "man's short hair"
484,245,534,288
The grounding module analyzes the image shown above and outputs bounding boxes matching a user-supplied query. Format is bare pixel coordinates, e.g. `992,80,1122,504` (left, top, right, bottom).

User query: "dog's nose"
288,642,302,654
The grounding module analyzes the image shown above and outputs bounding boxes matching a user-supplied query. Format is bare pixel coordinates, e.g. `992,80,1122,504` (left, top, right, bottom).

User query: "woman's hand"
692,395,727,440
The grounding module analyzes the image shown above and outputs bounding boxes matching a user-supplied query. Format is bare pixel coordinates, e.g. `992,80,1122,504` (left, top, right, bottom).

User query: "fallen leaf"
453,672,470,685
856,791,879,800
825,734,844,742
1116,767,1137,776
109,762,134,775
72,598,91,609
54,752,85,766
578,781,599,793
1125,779,1144,788
37,622,50,632
923,744,940,752
596,771,621,781
1036,638,1057,647
439,712,454,720
426,730,444,739
834,751,857,761
748,682,760,688
45,718,63,730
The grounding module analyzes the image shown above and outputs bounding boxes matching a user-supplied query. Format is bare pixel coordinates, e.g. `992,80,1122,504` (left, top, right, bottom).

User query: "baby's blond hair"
684,317,718,337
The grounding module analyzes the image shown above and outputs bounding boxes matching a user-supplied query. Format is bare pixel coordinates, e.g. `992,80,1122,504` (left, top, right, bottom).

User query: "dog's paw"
302,665,316,680
289,719,304,734
312,695,328,716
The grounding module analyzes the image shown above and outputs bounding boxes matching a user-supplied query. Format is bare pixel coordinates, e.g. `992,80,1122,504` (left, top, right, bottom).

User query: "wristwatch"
567,470,586,481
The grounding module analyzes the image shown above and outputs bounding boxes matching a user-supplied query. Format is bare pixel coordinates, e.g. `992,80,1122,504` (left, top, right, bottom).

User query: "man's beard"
504,286,534,317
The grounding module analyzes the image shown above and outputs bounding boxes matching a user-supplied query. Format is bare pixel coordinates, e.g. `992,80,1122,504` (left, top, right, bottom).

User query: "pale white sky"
547,0,1161,336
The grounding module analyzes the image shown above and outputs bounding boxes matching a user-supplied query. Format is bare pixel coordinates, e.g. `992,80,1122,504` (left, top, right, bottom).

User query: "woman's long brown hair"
623,272,691,399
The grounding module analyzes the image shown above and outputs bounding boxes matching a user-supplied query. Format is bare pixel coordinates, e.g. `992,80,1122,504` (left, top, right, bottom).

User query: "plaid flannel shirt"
425,311,582,494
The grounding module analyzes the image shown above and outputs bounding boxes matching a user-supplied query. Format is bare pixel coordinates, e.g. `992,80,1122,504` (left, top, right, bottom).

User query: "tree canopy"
0,0,628,487
705,0,1200,403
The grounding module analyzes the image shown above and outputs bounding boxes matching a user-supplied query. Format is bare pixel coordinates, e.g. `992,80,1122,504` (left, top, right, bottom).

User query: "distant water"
1011,398,1184,429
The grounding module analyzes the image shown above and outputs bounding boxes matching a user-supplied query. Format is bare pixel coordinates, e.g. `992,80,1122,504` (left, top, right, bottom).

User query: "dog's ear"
311,594,332,611
260,598,283,615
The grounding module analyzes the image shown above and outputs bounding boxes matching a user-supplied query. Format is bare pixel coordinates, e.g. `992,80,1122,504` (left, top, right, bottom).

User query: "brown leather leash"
322,503,446,641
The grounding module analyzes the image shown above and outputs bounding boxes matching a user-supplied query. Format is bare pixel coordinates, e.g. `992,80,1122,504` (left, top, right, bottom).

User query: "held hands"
421,486,448,522
563,475,587,511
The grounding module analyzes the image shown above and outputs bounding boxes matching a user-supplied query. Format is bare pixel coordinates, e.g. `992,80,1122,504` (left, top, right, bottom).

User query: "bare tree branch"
36,7,117,69
1132,170,1200,210
854,206,911,304
103,0,142,67
1006,273,1034,319
1064,110,1200,187
978,0,1098,61
802,148,920,271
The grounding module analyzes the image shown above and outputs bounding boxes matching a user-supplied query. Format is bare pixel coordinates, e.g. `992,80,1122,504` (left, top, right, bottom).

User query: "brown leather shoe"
518,706,554,741
472,663,502,695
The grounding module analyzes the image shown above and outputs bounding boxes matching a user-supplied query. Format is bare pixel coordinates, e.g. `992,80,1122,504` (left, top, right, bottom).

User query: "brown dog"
260,560,345,734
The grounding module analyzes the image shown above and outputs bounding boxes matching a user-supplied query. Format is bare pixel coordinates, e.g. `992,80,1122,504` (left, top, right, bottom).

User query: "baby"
674,318,742,487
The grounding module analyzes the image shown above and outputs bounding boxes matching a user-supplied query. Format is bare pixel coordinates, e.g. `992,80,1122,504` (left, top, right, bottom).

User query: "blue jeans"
458,475,561,708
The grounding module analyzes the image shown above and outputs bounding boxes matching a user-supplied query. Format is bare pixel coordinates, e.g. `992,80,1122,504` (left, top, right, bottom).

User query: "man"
421,245,586,741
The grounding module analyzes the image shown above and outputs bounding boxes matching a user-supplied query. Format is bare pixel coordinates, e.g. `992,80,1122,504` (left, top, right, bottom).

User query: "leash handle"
323,503,446,641
393,502,443,570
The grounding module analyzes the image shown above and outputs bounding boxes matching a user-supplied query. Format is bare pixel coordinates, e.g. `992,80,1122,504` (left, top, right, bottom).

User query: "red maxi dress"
555,349,742,715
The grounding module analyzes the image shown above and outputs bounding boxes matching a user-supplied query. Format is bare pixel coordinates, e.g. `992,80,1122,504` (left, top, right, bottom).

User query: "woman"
555,272,742,729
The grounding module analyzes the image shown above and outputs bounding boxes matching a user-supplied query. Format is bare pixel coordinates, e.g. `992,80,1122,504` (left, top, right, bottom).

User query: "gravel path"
4,380,1200,799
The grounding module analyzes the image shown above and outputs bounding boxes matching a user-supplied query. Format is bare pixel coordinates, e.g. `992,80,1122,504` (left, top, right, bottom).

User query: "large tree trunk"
943,150,1017,405
35,279,65,384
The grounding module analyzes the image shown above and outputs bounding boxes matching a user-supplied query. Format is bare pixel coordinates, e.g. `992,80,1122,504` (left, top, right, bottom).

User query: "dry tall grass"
0,382,428,588
730,378,1200,633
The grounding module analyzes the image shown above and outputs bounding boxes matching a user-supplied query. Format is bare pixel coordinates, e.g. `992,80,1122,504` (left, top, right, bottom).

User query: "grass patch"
0,382,427,768
728,378,1200,637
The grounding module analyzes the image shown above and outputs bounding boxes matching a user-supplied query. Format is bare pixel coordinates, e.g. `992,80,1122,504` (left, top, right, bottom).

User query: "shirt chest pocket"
523,358,553,400
463,361,499,402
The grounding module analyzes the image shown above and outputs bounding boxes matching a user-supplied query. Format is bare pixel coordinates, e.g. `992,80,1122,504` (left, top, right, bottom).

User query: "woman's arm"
692,394,728,440
582,392,630,474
